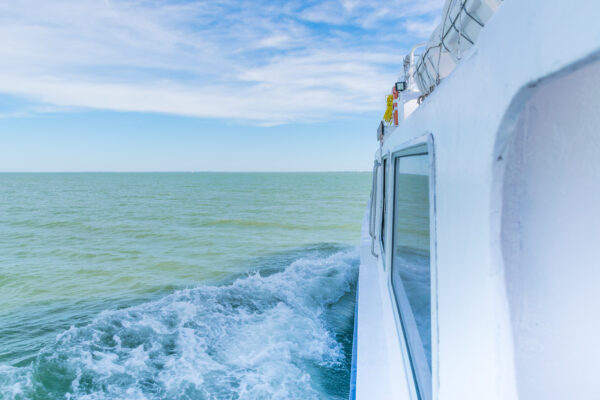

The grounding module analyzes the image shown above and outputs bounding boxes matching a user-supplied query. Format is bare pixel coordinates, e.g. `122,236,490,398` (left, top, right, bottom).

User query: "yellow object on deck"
383,95,393,124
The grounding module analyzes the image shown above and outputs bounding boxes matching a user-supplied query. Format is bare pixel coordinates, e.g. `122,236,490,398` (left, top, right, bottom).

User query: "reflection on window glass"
369,164,378,238
392,151,431,386
381,158,388,251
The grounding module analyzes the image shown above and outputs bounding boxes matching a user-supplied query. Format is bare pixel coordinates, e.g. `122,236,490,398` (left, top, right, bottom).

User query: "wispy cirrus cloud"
0,0,443,124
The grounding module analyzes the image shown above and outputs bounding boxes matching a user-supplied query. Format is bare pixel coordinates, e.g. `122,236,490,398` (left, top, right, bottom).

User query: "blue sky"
0,0,442,171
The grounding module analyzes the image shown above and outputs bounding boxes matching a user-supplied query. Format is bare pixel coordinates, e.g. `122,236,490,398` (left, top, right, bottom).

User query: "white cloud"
0,0,443,124
405,18,441,38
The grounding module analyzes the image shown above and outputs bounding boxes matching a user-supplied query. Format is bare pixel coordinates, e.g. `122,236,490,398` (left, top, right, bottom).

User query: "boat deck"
353,210,412,399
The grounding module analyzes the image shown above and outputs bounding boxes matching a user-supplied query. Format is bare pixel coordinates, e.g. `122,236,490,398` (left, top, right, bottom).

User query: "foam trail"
0,248,358,400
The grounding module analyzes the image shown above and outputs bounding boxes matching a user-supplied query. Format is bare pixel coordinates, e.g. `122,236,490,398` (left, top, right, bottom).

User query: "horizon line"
0,170,371,173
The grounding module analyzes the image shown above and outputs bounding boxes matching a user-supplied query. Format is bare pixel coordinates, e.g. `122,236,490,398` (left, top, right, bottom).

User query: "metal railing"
413,0,502,96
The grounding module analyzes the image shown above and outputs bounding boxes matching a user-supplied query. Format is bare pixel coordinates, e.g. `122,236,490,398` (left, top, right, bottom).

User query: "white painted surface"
500,59,600,400
356,210,411,399
356,0,600,398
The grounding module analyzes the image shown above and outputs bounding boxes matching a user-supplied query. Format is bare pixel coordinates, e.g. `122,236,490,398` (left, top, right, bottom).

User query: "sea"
0,172,370,400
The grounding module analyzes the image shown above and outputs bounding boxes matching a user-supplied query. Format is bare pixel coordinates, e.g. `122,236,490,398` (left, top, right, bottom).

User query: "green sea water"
0,172,370,399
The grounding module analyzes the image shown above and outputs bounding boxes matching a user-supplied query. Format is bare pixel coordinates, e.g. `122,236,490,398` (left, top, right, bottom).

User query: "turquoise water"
0,172,370,399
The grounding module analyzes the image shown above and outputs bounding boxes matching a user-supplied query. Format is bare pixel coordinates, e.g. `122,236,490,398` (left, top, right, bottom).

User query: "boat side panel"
356,209,413,399
376,0,600,398
497,58,600,400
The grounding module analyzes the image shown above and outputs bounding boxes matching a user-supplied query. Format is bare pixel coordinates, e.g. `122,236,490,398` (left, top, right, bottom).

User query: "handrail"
413,0,502,96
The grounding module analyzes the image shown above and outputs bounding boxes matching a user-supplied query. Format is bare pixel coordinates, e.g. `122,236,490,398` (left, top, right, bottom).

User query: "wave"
0,249,358,400
199,219,354,231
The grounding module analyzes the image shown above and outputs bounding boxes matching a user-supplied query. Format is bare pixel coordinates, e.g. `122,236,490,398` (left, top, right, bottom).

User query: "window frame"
378,154,390,268
386,135,437,400
369,161,378,238
369,160,380,257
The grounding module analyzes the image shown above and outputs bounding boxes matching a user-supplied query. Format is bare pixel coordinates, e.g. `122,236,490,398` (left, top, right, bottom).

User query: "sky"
0,0,443,172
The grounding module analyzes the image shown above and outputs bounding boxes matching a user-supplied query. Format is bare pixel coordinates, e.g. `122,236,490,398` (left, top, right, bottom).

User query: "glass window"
391,148,432,399
380,158,388,251
369,163,378,239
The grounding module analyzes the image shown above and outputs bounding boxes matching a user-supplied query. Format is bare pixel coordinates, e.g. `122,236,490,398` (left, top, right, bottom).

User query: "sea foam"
0,248,358,400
